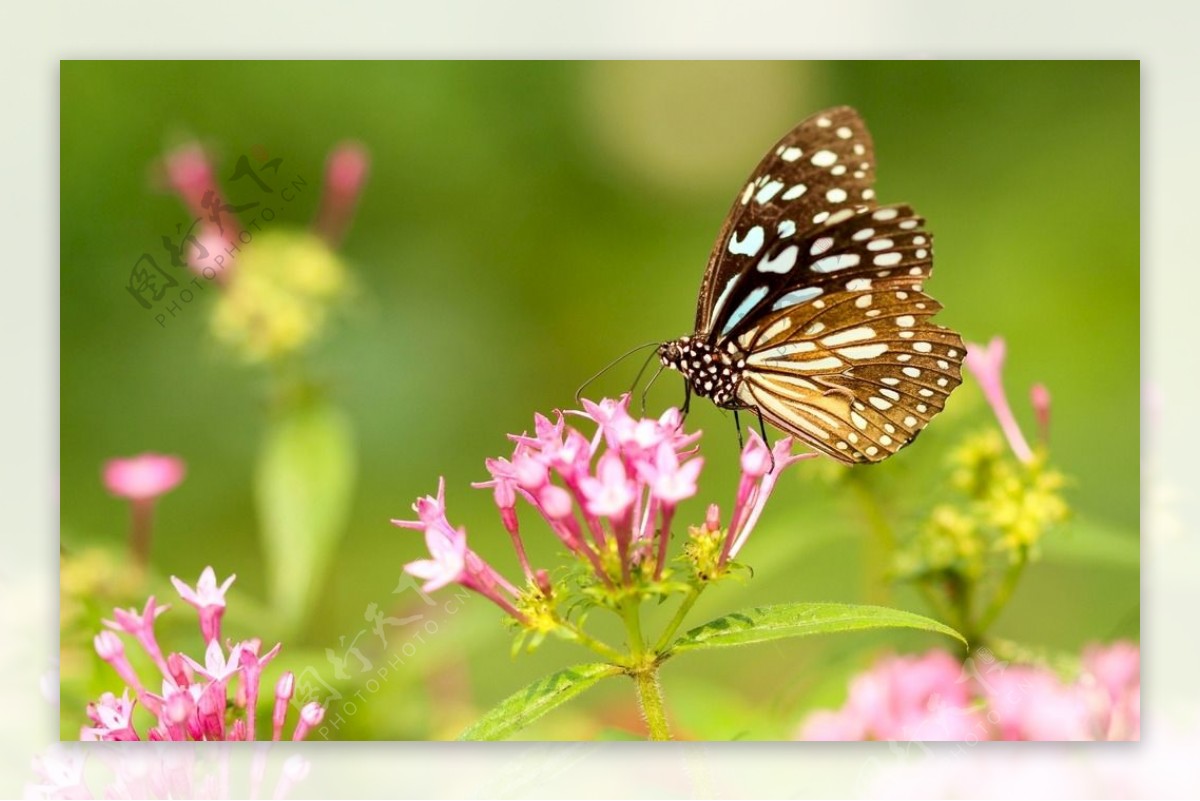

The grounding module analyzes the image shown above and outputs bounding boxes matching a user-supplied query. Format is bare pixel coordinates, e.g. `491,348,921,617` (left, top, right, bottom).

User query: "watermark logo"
281,572,471,739
127,146,309,327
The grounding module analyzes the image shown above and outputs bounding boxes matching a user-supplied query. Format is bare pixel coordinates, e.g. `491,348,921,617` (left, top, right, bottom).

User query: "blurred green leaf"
459,663,623,741
667,603,966,654
256,395,356,635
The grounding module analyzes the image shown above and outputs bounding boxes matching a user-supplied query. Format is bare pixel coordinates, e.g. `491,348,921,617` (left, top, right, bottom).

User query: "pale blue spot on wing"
771,286,823,311
709,274,740,328
722,286,769,335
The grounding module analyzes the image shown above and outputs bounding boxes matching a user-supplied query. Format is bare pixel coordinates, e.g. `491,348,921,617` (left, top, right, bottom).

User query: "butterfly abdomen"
659,336,746,408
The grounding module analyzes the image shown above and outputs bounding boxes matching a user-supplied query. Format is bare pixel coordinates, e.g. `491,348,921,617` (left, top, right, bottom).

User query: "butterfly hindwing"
723,205,963,463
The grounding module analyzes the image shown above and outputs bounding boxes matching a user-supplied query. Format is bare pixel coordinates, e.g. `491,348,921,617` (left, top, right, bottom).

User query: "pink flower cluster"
85,567,324,741
799,643,1139,741
394,396,813,619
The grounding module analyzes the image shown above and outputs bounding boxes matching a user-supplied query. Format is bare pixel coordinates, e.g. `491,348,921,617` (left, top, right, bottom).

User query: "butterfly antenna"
575,341,661,405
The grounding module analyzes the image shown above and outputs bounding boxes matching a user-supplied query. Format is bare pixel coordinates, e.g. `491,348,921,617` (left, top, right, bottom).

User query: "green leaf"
256,396,356,635
458,663,622,741
667,602,966,655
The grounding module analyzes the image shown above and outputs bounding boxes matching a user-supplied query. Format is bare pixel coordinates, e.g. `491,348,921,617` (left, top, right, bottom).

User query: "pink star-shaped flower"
182,639,243,683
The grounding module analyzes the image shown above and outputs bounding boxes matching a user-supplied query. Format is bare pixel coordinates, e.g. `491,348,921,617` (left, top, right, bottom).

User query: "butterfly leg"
680,382,692,422
733,409,744,450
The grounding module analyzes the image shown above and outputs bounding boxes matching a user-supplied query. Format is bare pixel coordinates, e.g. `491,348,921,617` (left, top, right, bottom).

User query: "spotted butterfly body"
658,106,964,464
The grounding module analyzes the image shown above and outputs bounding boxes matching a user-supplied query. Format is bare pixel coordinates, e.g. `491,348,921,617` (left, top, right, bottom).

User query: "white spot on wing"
821,327,875,347
783,183,807,200
811,149,837,167
838,343,888,360
781,147,803,162
761,317,793,342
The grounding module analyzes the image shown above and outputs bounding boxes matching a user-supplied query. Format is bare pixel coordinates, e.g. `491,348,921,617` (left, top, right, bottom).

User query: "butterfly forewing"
666,106,965,465
697,106,878,337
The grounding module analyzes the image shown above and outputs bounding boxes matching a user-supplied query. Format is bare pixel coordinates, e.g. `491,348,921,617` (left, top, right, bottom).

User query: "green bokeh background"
60,61,1139,740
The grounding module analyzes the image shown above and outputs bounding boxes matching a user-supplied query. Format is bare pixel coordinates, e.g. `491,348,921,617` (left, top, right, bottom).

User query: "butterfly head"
659,335,745,408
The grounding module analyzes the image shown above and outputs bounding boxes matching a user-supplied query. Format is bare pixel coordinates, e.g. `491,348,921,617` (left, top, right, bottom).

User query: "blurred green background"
60,61,1139,740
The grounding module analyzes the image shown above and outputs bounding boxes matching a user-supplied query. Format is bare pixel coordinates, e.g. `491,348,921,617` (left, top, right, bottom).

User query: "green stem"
653,585,703,653
633,668,671,741
975,554,1028,637
847,474,896,605
620,599,646,660
557,620,629,667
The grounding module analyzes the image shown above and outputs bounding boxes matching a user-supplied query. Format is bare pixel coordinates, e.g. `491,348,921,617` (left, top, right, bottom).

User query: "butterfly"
658,106,964,464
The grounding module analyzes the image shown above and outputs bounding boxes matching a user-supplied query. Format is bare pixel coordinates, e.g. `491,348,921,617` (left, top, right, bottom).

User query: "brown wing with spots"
730,205,964,464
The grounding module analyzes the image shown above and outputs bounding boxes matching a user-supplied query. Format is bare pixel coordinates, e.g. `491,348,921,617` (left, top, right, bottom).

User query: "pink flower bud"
292,702,326,741
94,631,124,661
314,142,370,246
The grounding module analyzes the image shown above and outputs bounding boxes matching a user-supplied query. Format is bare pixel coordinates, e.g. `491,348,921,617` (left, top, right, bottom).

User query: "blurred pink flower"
103,453,185,501
799,643,1140,742
84,567,322,741
984,665,1094,740
800,650,985,741
1082,640,1140,740
103,453,186,567
314,142,370,246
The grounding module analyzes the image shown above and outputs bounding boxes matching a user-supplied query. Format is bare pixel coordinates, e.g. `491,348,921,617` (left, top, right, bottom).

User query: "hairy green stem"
633,668,671,741
620,599,646,660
